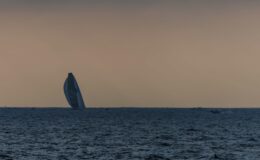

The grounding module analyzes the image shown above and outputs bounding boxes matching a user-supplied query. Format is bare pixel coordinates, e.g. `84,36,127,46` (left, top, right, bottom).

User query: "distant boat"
64,73,86,109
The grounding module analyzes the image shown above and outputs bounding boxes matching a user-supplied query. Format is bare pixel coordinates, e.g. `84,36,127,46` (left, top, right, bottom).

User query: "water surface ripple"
0,108,259,160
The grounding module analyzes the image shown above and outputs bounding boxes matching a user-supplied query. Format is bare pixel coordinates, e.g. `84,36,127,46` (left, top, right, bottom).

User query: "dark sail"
64,73,86,109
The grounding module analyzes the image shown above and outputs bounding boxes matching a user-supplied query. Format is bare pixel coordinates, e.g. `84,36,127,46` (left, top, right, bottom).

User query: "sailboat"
64,73,86,109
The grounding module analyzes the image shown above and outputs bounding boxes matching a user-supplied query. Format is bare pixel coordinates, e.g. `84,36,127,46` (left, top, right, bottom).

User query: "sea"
0,108,259,160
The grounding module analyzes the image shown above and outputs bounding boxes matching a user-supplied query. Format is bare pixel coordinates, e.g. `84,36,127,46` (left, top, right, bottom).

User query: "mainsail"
64,73,86,109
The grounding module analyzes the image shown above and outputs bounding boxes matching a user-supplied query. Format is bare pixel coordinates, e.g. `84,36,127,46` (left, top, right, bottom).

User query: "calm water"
0,108,259,160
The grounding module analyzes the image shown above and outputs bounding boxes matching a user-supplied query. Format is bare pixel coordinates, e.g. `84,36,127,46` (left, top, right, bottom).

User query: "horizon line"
0,106,260,109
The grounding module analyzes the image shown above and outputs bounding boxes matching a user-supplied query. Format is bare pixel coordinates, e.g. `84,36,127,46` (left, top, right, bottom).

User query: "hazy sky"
1,0,260,107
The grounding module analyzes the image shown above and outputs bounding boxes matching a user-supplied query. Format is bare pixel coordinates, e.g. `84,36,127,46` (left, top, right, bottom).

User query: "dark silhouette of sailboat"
64,73,86,109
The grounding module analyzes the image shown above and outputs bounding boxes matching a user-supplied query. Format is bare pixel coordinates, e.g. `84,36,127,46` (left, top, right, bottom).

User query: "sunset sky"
1,0,260,107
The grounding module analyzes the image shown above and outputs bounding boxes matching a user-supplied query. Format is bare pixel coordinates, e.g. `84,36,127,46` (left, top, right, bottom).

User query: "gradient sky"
1,0,260,107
